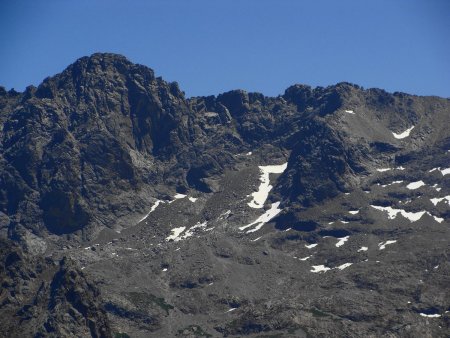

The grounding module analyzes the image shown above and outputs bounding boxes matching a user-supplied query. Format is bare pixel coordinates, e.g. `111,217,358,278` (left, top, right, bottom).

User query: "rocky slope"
0,53,449,337
0,239,111,337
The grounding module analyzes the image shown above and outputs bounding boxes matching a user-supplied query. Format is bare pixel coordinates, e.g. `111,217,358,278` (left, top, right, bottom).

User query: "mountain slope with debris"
1,53,449,337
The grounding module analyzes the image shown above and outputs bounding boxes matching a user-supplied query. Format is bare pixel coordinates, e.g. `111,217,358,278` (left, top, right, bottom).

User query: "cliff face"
1,53,449,337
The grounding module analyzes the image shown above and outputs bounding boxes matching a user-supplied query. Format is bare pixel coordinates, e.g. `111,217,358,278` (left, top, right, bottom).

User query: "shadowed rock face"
1,53,450,337
0,239,112,338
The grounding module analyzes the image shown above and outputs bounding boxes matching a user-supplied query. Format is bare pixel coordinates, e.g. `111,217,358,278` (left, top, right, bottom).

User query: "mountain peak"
34,52,156,100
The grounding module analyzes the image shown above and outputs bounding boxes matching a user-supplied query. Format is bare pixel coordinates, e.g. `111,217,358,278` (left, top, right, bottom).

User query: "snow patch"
311,265,332,273
188,197,198,202
240,202,282,233
349,210,359,215
429,167,450,176
432,215,444,223
311,263,352,273
248,163,288,208
345,110,355,114
419,313,441,318
169,194,187,204
378,240,397,250
336,263,353,270
406,180,425,190
440,168,450,175
336,236,349,247
299,256,311,261
392,126,414,139
218,210,231,219
357,246,368,252
430,196,450,206
305,243,318,249
376,168,391,172
370,205,427,222
381,180,404,187
139,200,163,222
166,227,186,242
179,221,208,240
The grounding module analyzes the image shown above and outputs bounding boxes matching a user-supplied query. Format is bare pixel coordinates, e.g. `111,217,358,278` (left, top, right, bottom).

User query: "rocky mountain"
0,53,449,337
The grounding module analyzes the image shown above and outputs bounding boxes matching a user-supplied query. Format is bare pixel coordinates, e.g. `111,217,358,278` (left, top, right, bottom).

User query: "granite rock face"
1,53,449,337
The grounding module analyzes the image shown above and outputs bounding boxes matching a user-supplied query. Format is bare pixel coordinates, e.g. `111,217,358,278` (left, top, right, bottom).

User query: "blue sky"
1,0,449,98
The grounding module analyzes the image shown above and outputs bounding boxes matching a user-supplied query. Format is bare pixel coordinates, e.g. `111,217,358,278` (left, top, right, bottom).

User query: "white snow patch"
188,197,198,202
381,180,404,187
305,243,318,249
341,220,349,224
430,196,450,206
396,166,406,170
139,199,163,222
169,194,187,204
440,168,450,175
166,227,186,242
240,202,282,233
406,180,425,190
226,308,237,313
251,236,262,242
349,210,359,215
419,313,441,318
162,268,168,272
377,168,391,172
179,221,208,240
430,167,450,176
345,110,355,114
378,240,397,250
358,246,368,252
336,236,349,247
370,205,427,222
246,152,252,155
248,163,288,208
311,265,332,273
432,215,444,223
300,256,311,261
218,210,231,219
392,126,414,139
336,263,353,270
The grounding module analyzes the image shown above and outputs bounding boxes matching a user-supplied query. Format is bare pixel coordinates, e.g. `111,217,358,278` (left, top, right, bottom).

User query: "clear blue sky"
1,0,449,98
